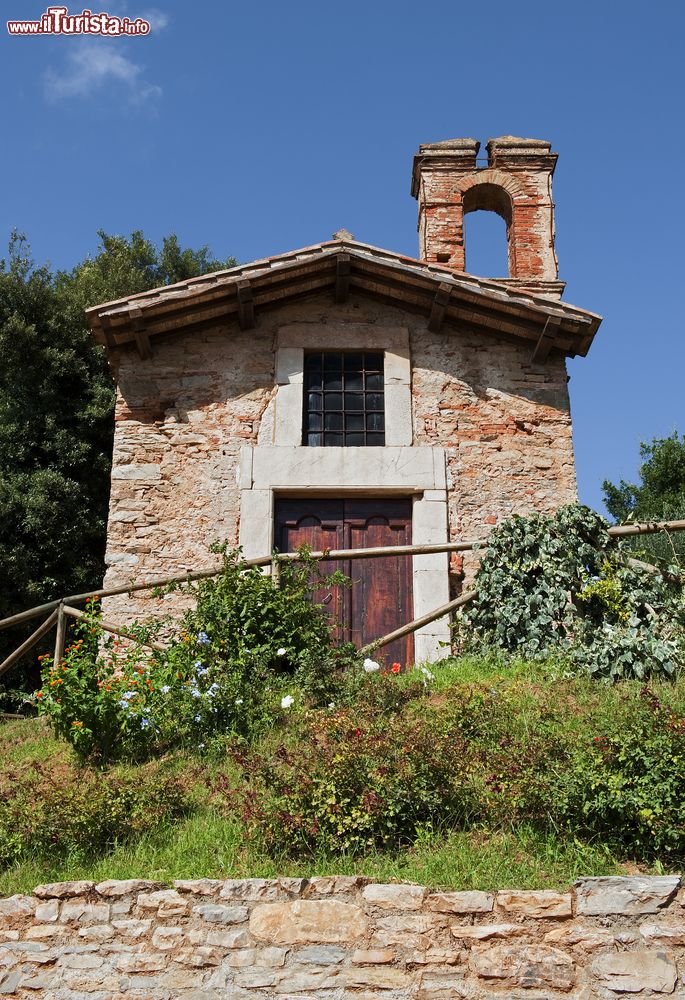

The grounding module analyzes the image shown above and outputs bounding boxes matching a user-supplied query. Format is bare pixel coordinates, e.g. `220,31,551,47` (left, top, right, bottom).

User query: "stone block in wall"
591,951,678,993
574,875,681,915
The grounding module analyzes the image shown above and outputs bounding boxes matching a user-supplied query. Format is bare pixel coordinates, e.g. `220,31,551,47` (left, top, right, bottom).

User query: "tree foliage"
603,432,685,567
0,230,235,682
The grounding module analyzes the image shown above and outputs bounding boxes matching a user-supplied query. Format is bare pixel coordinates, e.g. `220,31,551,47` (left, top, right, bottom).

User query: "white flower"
328,702,336,709
160,685,170,694
235,698,244,705
281,694,295,709
363,658,380,673
420,666,435,681
276,647,286,657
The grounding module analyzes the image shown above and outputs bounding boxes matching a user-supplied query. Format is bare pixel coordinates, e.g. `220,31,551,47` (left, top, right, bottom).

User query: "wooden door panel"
274,498,414,667
346,501,413,667
274,500,347,637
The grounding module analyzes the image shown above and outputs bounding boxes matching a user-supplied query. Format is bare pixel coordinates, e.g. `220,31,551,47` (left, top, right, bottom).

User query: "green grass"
0,809,631,897
0,655,682,895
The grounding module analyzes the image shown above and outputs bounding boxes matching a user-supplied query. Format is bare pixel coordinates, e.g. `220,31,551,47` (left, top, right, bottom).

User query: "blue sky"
2,0,683,512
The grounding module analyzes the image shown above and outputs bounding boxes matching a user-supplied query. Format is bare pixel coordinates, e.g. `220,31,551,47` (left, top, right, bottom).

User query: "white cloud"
141,9,170,31
44,44,162,104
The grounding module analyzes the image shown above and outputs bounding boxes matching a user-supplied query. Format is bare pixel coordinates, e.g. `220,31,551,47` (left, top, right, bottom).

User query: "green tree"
0,230,235,690
603,432,685,567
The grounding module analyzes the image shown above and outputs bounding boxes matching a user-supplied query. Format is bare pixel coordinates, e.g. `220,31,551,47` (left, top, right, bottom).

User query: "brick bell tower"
411,136,565,299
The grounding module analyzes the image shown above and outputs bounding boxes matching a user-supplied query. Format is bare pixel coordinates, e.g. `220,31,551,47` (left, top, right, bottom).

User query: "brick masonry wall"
103,293,575,621
0,876,683,997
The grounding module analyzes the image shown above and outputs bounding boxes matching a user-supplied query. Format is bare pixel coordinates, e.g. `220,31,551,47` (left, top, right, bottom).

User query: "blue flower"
197,632,210,645
207,683,219,698
194,661,209,676
160,685,170,694
122,691,136,700
190,687,201,698
140,717,150,730
194,714,201,722
118,699,130,710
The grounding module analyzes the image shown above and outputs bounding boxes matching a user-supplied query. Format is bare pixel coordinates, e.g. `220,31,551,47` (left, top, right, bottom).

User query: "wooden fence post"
54,603,67,667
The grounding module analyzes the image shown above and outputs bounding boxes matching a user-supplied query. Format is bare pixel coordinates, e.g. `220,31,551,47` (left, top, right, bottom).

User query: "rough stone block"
574,876,680,915
34,881,93,900
250,900,367,944
193,903,248,924
496,890,572,918
95,879,163,896
469,943,575,991
427,891,494,914
362,883,426,910
591,951,678,993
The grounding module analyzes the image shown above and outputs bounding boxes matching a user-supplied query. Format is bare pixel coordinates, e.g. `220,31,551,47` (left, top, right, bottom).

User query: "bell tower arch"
411,136,564,298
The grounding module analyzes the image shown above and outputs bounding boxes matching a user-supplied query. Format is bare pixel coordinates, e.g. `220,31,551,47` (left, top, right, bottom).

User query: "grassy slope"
0,656,681,896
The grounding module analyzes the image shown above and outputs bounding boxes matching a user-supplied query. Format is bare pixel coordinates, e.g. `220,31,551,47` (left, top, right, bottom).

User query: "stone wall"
103,292,576,622
0,876,683,997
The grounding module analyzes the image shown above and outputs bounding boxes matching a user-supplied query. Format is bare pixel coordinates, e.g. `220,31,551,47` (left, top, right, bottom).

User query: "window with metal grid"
302,351,385,447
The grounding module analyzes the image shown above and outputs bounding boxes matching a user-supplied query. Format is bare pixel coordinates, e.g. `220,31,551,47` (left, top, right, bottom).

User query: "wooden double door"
275,498,413,667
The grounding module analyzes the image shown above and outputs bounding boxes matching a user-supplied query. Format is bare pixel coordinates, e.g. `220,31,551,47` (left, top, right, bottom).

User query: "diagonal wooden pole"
0,610,59,679
360,590,477,656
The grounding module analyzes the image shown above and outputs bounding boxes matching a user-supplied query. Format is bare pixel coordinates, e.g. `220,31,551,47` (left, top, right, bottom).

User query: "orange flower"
391,663,401,674
35,691,43,699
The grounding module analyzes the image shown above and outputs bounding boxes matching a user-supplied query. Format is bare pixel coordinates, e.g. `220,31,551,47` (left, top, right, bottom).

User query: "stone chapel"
87,136,602,664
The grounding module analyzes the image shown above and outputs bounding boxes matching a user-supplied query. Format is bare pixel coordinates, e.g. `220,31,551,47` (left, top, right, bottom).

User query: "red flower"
391,663,401,674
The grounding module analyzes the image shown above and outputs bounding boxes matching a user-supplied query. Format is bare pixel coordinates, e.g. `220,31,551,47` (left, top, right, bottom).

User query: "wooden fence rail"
1,517,684,677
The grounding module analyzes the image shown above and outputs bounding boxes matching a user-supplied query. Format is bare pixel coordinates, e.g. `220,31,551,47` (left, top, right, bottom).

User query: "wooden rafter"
335,253,351,303
530,316,560,363
427,281,452,332
129,307,152,360
236,280,255,330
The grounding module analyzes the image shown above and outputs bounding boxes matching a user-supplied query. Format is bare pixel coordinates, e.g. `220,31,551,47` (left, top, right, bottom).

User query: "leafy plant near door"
461,504,685,680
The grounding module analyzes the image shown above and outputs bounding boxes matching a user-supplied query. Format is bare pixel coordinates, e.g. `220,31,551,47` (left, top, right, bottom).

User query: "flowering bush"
36,548,360,762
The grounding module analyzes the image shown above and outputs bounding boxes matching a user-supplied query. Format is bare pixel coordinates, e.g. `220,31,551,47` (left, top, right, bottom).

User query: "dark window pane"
303,350,385,448
344,352,364,371
345,372,363,391
345,413,364,431
304,353,322,371
323,354,343,372
366,412,384,432
324,412,343,431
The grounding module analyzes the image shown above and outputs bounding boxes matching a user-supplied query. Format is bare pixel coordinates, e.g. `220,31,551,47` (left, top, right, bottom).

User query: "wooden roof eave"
88,246,599,359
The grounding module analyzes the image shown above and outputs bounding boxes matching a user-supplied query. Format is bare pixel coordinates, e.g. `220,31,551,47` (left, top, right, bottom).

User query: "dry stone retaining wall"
0,875,683,997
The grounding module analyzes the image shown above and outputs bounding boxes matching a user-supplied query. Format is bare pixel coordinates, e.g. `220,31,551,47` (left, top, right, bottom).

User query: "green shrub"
36,548,359,763
0,756,193,867
557,688,685,856
463,504,685,680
